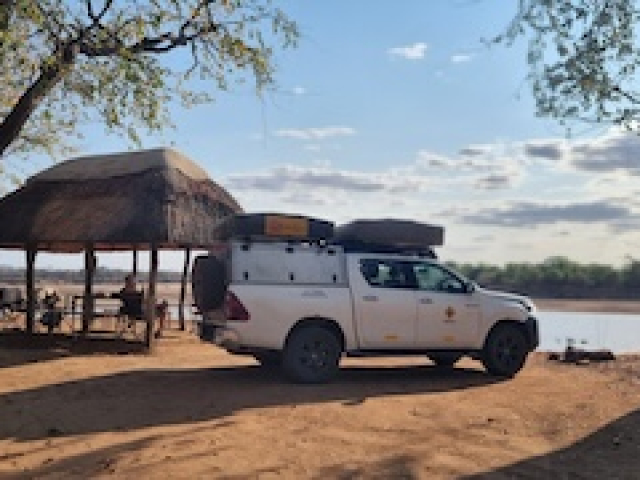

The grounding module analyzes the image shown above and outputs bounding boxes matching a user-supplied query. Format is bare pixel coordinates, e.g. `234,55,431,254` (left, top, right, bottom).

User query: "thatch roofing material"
30,148,210,182
0,148,242,252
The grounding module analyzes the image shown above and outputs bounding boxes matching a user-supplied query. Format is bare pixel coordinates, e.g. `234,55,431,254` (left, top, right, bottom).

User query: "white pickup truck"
193,234,539,384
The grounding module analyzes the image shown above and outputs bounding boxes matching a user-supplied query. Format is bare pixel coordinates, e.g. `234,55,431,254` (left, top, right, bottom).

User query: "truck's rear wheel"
282,326,341,384
428,353,462,368
482,324,528,377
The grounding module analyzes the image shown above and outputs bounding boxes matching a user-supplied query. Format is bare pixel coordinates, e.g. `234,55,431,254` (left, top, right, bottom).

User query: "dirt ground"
0,322,639,479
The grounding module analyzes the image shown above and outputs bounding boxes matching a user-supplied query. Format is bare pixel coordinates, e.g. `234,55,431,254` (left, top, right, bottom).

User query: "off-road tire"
482,324,528,377
282,326,341,384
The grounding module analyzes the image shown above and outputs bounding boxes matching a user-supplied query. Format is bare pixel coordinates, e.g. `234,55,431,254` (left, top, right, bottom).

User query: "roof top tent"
333,219,444,258
0,148,242,348
213,214,444,255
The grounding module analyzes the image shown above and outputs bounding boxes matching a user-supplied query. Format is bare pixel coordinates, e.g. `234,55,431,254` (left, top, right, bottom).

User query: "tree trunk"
82,246,95,335
25,248,37,334
0,45,75,157
145,246,158,350
179,247,191,331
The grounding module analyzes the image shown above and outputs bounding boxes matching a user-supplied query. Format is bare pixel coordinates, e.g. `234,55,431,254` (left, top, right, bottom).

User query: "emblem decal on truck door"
445,306,456,320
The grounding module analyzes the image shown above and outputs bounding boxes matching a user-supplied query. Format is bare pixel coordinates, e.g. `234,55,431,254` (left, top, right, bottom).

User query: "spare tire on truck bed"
217,213,335,241
192,255,227,313
334,219,444,255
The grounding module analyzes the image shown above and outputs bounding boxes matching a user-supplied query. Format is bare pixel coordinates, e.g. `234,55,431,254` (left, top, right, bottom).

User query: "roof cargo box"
217,213,334,241
334,219,444,251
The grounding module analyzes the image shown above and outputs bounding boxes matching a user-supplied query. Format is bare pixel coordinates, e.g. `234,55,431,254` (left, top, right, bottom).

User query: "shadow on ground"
0,362,500,442
0,330,146,368
462,407,640,479
301,408,640,479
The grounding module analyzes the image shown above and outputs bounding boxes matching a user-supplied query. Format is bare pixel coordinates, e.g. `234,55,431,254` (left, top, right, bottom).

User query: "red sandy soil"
0,325,639,479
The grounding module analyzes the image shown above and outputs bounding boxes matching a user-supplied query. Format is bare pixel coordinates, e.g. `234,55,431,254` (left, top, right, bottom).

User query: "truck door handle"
420,298,433,304
363,295,378,302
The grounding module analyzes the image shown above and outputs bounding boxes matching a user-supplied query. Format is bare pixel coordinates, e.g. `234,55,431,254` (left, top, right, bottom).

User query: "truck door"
351,258,417,349
411,262,480,348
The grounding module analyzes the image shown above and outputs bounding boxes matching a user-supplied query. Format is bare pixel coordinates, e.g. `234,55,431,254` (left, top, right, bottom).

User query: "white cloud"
292,86,306,95
475,173,520,190
275,126,356,141
460,200,634,228
226,164,430,194
488,130,640,178
388,42,428,60
416,148,523,188
451,53,472,63
458,145,493,156
568,131,640,175
281,191,329,207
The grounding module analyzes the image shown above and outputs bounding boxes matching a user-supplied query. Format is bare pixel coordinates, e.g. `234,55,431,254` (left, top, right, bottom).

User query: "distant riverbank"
534,298,640,314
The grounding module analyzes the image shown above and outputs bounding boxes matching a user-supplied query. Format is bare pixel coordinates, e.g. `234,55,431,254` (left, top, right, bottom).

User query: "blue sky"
5,0,640,271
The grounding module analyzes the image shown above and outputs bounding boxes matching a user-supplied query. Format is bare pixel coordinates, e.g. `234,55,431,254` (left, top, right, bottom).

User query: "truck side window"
360,259,382,286
359,259,417,289
413,263,465,294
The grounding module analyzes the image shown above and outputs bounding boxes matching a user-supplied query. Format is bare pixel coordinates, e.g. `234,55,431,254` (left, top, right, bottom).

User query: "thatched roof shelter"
0,147,242,252
0,148,243,347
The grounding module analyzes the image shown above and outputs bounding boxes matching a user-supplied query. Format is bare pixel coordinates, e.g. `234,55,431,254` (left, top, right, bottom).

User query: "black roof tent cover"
334,219,444,246
334,219,444,257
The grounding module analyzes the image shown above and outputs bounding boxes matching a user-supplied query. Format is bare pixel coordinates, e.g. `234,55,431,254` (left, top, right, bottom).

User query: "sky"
4,0,640,271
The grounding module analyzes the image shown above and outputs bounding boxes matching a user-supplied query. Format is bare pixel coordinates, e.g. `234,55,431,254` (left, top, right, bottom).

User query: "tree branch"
0,44,77,157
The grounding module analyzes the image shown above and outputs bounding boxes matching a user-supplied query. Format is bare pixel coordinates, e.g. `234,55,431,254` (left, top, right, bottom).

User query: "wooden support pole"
179,247,191,331
144,246,158,349
25,248,37,334
82,246,95,335
132,249,138,275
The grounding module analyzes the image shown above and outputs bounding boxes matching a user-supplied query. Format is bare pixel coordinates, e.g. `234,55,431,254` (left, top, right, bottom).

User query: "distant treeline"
0,266,184,285
1,256,640,300
447,256,640,299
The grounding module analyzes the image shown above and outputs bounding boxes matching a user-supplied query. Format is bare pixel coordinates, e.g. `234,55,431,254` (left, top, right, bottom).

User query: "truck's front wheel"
482,324,528,377
282,326,341,383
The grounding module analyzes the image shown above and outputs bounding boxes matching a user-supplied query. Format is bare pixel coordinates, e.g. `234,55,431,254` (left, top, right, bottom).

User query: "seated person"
114,274,143,322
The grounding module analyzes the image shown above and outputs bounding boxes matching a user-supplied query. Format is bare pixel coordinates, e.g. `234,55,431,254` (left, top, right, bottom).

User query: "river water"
537,311,640,353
